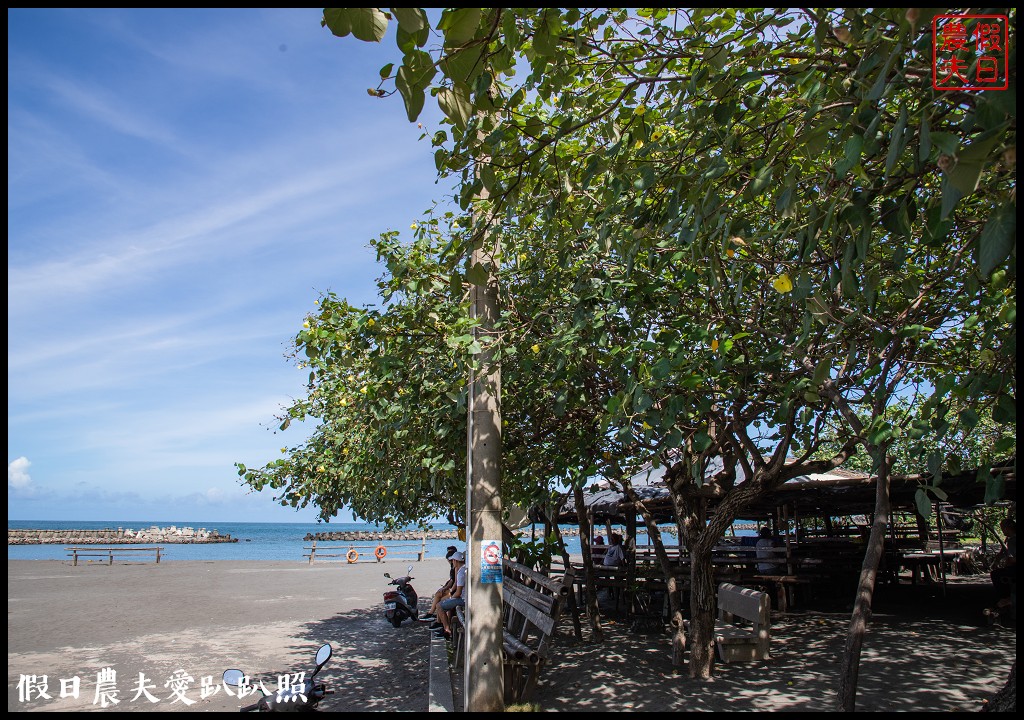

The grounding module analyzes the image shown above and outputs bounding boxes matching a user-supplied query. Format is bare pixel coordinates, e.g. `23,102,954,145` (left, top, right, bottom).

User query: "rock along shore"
303,526,593,542
305,529,460,542
8,526,237,545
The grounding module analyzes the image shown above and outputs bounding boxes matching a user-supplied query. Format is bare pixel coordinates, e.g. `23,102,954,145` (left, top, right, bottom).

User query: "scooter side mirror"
222,669,245,687
383,572,392,578
407,565,414,574
315,643,332,667
311,643,333,678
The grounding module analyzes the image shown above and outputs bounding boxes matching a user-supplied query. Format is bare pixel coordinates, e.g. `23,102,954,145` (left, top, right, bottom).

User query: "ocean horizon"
8,519,755,562
8,519,463,562
7,519,589,562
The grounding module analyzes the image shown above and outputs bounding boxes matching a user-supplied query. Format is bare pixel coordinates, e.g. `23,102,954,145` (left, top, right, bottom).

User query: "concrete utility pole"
463,118,504,712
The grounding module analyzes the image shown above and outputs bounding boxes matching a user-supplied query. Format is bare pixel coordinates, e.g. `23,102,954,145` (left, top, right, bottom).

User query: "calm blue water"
8,520,751,561
7,520,585,561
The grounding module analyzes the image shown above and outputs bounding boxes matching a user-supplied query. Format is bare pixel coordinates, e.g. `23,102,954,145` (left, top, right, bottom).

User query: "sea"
6,520,591,562
7,520,755,562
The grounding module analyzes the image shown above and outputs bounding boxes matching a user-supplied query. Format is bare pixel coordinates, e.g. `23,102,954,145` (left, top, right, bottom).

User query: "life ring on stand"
346,549,359,564
375,545,387,560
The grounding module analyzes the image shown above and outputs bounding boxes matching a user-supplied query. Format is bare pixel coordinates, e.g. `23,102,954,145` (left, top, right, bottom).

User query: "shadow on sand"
532,578,1015,712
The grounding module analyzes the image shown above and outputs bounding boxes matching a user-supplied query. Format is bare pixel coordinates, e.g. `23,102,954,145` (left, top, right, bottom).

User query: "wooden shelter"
556,458,1016,605
558,458,1016,527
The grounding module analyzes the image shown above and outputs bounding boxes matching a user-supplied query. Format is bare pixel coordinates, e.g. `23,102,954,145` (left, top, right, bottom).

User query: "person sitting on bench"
755,526,782,574
603,533,626,567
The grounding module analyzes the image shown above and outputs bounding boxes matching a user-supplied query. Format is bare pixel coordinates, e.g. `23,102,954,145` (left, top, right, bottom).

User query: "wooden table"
899,549,968,585
751,574,811,612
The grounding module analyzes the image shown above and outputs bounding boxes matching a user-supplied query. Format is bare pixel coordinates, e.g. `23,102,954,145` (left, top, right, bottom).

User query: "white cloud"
8,457,36,496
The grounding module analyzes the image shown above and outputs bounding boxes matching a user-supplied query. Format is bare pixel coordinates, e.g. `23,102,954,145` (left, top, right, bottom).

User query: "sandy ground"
8,559,1017,712
8,559,451,712
533,575,1016,712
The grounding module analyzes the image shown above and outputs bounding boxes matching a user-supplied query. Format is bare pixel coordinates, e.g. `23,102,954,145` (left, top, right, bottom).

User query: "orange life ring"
346,549,359,564
375,545,387,560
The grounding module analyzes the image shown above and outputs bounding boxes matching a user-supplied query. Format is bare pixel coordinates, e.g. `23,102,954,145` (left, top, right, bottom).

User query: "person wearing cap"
422,546,459,626
435,550,466,641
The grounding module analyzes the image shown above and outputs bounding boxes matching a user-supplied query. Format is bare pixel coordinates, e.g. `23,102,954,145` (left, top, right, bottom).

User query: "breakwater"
305,529,458,542
8,526,237,545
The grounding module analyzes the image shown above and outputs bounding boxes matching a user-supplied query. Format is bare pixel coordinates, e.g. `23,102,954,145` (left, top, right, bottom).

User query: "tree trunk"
541,510,585,642
573,485,604,641
836,451,891,711
621,484,687,664
687,542,717,679
981,662,1016,713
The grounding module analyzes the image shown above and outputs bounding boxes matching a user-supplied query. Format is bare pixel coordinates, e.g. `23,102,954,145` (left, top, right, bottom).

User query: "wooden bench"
712,582,771,663
66,546,164,565
501,559,574,703
451,558,574,704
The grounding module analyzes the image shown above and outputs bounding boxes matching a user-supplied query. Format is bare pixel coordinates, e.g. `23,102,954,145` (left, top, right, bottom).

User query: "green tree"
243,7,1015,697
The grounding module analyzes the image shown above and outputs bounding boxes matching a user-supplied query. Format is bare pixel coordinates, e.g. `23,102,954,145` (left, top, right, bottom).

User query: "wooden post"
935,502,946,596
108,551,113,565
420,533,426,562
309,540,316,565
156,547,161,564
782,504,793,575
626,512,637,618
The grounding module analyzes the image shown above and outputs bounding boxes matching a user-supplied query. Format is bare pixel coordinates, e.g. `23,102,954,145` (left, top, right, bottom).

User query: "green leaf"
914,488,932,518
945,159,985,196
834,135,863,176
442,44,485,85
348,8,389,42
703,45,728,71
449,270,463,297
606,394,622,414
634,393,653,413
918,117,931,162
939,175,963,220
884,105,908,177
692,432,712,452
747,164,773,198
929,132,959,156
867,420,893,446
396,66,425,121
812,358,831,386
438,83,473,130
866,45,898,101
992,394,1016,424
958,407,979,430
439,8,481,47
323,9,352,38
977,203,1016,277
392,7,428,34
983,472,1006,505
396,24,429,53
464,262,490,286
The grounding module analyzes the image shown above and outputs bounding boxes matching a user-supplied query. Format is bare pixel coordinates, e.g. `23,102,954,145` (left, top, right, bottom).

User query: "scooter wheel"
390,616,403,628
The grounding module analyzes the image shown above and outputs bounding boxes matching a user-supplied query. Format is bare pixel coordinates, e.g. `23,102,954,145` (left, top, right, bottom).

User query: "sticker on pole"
480,540,503,584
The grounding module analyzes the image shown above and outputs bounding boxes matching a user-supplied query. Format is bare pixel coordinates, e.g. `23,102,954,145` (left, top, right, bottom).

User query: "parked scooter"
383,565,420,627
222,643,332,712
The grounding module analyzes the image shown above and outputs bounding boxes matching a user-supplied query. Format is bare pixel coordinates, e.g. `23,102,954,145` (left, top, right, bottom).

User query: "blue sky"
8,9,453,523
